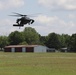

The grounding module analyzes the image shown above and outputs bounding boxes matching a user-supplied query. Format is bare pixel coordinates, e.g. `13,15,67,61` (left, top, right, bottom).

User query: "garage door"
26,47,34,52
4,48,11,52
15,47,22,52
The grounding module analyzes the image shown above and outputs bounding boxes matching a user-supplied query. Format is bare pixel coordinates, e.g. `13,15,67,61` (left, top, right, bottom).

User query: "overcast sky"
0,0,76,36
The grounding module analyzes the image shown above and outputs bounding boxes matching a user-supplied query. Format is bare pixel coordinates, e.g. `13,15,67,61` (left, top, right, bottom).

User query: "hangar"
4,45,47,52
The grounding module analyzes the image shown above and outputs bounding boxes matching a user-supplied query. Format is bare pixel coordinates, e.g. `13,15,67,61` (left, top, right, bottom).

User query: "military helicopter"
10,12,35,28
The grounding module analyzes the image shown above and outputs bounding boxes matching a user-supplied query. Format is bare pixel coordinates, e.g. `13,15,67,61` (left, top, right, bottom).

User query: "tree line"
0,27,76,52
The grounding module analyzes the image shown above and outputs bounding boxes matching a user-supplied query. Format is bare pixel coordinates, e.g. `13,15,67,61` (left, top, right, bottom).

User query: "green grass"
0,52,76,75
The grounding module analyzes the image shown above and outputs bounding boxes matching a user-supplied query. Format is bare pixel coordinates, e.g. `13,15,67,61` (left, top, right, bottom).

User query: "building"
47,48,56,52
4,45,47,52
60,48,67,52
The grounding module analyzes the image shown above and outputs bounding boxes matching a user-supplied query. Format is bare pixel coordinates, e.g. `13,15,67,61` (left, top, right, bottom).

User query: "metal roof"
5,45,39,48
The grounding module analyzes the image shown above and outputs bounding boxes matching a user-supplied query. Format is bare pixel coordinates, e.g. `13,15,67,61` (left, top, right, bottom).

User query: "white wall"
22,48,26,52
11,48,15,52
34,46,46,52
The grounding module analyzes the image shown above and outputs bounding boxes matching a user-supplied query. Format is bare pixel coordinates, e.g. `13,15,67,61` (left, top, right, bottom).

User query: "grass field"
0,52,76,75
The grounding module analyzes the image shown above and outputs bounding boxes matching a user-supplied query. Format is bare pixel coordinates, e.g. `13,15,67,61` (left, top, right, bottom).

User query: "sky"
0,0,76,36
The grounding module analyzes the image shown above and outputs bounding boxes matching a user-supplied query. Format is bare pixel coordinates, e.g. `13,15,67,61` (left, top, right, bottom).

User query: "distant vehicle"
10,12,34,28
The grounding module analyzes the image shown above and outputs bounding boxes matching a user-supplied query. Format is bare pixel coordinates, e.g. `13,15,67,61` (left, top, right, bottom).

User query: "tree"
23,27,40,44
8,31,24,45
39,35,47,45
0,36,9,50
46,33,61,49
19,41,28,45
68,34,76,52
58,34,70,48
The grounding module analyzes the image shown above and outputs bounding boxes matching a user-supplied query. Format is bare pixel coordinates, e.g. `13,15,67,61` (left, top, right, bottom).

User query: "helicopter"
10,12,35,28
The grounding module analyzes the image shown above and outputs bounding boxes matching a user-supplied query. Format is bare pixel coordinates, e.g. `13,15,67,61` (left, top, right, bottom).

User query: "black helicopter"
10,12,34,27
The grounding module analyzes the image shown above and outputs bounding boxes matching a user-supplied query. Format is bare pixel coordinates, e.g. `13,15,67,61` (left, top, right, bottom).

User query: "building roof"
5,45,44,48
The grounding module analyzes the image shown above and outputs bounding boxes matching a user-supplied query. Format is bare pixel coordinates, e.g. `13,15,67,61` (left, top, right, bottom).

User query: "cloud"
0,18,25,36
35,15,53,24
34,15,76,35
68,14,76,19
0,0,24,10
35,15,66,26
38,0,76,10
0,19,13,35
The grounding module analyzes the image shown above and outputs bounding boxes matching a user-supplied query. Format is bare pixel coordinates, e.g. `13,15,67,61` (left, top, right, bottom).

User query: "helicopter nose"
31,20,34,24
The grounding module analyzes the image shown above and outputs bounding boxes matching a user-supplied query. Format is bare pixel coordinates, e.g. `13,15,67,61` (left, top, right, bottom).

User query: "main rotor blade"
9,15,21,17
12,12,27,16
12,12,23,16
